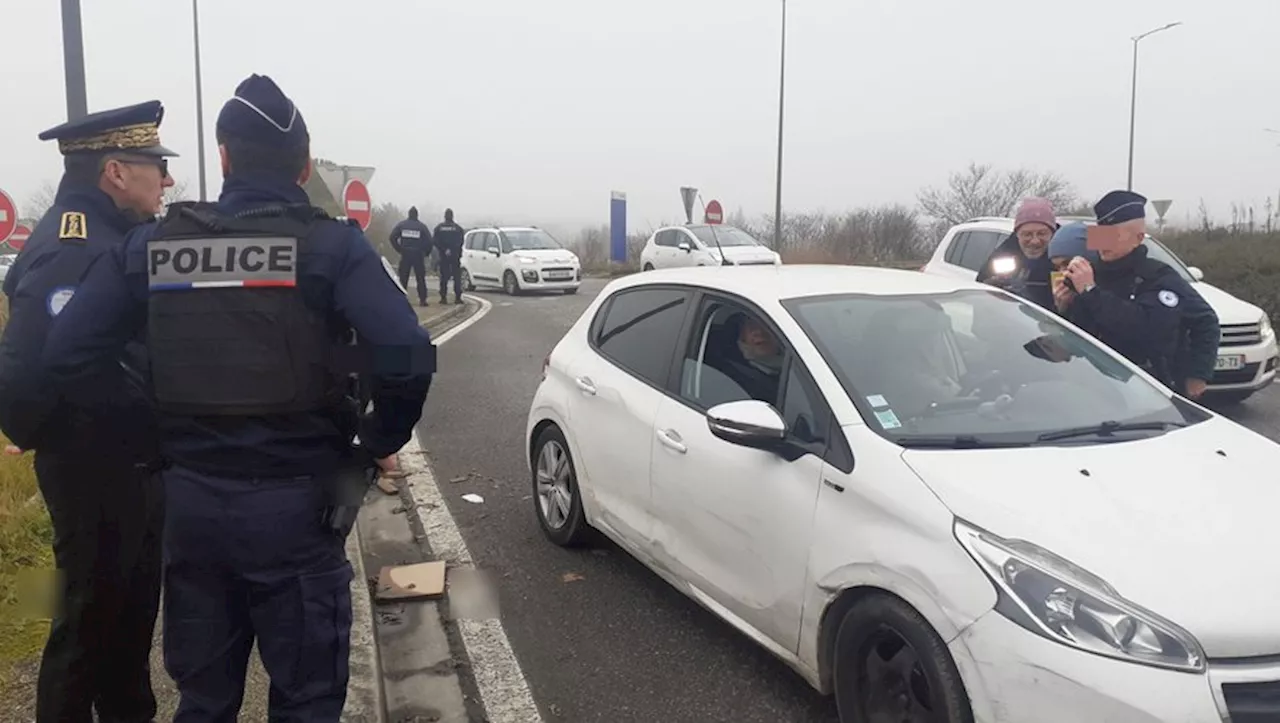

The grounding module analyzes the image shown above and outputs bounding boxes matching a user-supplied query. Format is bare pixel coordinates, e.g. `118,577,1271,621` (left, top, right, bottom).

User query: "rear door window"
592,287,692,387
957,231,1005,271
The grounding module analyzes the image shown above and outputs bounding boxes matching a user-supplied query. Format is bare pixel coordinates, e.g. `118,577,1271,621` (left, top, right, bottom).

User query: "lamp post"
772,0,787,250
192,0,209,201
1126,21,1182,191
60,0,88,120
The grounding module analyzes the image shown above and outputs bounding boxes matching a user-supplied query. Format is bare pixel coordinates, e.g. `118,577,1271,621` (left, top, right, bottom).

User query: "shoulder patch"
1158,289,1180,308
47,286,76,316
58,211,87,240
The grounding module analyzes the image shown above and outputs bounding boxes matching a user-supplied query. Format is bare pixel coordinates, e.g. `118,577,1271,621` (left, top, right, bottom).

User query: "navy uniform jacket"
976,233,1055,312
1066,245,1220,389
390,218,433,256
42,173,433,478
0,179,159,460
432,221,465,257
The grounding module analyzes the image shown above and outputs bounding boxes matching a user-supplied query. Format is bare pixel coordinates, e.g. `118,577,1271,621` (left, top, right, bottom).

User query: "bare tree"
165,179,191,206
917,163,1081,230
24,180,59,221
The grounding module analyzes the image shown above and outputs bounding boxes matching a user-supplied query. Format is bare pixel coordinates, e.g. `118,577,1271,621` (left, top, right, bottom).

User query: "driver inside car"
706,313,784,407
864,304,964,419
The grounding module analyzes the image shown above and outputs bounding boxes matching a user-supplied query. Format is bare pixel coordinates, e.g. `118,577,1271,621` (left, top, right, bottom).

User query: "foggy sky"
4,0,1278,232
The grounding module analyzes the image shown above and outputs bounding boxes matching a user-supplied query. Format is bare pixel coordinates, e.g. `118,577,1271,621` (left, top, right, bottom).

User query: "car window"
678,300,785,410
944,232,968,265
464,233,480,250
957,231,1004,271
688,226,759,248
780,364,826,445
594,288,690,386
654,230,677,248
1142,237,1196,284
785,290,1204,446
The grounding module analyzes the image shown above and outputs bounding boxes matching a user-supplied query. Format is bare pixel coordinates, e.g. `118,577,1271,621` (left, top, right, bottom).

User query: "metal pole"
60,0,88,120
1126,38,1138,191
192,0,208,200
772,0,787,250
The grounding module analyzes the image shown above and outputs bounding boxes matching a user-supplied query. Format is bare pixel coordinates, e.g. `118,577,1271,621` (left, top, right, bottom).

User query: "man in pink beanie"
976,197,1058,310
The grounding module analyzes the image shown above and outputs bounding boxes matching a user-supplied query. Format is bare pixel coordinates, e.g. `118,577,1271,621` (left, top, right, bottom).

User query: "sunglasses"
117,157,170,179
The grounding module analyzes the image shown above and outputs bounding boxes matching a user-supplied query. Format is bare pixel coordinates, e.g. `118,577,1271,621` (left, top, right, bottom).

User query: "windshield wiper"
893,435,1030,450
1035,420,1186,443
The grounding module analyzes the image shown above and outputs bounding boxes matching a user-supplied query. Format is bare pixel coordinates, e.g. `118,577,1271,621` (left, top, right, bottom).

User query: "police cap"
37,100,178,158
1094,190,1148,226
216,74,310,150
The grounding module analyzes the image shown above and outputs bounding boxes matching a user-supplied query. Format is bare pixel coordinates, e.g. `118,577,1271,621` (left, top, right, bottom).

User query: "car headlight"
1260,315,1274,341
515,255,537,264
956,520,1204,672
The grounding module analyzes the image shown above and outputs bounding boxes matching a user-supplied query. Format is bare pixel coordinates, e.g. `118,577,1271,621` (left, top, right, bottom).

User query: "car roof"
611,264,991,301
467,226,540,232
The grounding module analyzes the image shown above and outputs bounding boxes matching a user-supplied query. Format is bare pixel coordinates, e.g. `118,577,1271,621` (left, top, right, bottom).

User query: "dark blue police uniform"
433,209,465,303
0,101,175,723
389,206,433,306
1064,190,1220,393
42,76,435,722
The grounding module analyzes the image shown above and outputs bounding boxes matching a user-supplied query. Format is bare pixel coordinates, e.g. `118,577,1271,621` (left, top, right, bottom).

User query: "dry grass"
0,295,54,696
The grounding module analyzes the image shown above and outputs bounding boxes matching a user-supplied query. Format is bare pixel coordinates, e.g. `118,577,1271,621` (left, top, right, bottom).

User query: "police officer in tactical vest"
42,75,435,722
389,206,433,306
0,101,174,723
433,208,465,304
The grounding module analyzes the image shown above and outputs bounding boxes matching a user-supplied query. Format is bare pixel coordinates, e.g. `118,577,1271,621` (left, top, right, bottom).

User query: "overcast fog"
4,0,1278,231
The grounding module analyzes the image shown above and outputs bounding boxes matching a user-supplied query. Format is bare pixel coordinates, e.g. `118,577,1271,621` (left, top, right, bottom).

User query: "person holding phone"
1052,191,1218,398
976,197,1059,311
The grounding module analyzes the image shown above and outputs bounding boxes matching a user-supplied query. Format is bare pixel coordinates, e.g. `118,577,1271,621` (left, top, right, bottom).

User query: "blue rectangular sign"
610,191,627,263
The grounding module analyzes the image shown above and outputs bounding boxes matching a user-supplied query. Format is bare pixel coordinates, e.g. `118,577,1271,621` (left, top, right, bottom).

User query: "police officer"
433,208,465,304
42,75,435,722
0,101,174,723
390,206,432,307
1055,190,1219,397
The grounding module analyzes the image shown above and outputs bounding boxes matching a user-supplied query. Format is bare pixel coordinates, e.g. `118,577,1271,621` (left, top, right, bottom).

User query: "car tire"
461,268,476,291
503,270,521,296
531,425,591,547
833,594,973,723
643,263,655,271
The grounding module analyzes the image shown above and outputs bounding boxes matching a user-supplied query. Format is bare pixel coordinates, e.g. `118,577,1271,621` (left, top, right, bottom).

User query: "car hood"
1191,282,1265,325
716,246,778,263
902,417,1280,658
510,249,578,265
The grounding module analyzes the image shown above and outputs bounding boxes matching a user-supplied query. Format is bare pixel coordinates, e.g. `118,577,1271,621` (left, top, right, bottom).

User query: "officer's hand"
4,444,24,455
1052,277,1075,312
1185,378,1208,400
1064,256,1095,290
376,454,402,475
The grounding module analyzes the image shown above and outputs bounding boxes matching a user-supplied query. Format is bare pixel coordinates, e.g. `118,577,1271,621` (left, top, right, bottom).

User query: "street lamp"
192,0,209,201
60,0,88,120
773,0,787,250
1126,21,1182,191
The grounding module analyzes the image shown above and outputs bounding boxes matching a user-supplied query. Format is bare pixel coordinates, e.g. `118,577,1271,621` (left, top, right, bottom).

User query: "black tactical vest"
145,202,343,417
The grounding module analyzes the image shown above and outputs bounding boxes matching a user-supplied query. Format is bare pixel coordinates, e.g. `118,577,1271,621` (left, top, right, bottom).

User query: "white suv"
922,216,1278,403
639,224,781,270
460,226,581,295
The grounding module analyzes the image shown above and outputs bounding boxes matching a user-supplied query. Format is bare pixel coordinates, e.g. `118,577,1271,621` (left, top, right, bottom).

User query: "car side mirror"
706,400,787,452
678,241,692,253
487,246,501,256
1188,266,1204,282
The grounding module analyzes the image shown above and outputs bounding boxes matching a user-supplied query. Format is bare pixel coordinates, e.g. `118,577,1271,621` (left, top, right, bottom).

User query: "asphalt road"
416,278,1280,723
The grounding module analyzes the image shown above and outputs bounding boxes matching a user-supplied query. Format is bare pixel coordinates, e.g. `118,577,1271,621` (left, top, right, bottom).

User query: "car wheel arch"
527,413,598,519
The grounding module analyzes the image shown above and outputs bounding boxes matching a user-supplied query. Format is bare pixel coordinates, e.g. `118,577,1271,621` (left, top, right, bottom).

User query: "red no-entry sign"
0,189,17,245
705,199,724,225
7,224,31,251
343,180,372,231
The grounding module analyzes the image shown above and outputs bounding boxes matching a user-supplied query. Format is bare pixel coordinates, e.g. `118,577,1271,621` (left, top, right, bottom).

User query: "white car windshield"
689,226,760,248
1142,237,1196,284
785,289,1206,447
503,229,563,251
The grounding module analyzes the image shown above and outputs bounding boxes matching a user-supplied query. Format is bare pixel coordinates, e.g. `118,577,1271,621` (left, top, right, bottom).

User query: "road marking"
401,294,545,723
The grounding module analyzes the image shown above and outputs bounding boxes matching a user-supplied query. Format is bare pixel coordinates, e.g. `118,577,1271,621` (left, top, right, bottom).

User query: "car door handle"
575,376,597,395
656,428,687,454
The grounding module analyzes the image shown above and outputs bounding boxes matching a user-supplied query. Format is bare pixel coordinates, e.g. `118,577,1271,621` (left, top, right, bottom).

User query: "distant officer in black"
1055,190,1220,397
389,206,432,306
433,208,465,304
0,101,175,723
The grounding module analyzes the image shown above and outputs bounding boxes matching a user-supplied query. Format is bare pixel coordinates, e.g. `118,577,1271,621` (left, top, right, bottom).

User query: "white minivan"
922,216,1278,403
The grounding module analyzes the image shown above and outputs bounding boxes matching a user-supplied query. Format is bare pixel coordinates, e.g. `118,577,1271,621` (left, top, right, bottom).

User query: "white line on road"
401,294,546,723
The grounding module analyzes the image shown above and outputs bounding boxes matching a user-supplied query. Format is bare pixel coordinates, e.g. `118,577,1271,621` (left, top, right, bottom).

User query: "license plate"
1215,355,1245,371
544,270,573,280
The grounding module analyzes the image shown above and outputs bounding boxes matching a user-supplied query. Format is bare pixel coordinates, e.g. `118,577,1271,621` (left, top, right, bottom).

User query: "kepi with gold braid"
37,100,179,158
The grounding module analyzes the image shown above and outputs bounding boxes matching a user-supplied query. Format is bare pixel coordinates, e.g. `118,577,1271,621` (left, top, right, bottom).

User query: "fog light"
522,270,538,283
1267,356,1278,372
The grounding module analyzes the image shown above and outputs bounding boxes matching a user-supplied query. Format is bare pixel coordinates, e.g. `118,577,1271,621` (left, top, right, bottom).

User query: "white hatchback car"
922,216,1279,403
639,224,781,271
460,226,581,295
526,265,1280,723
